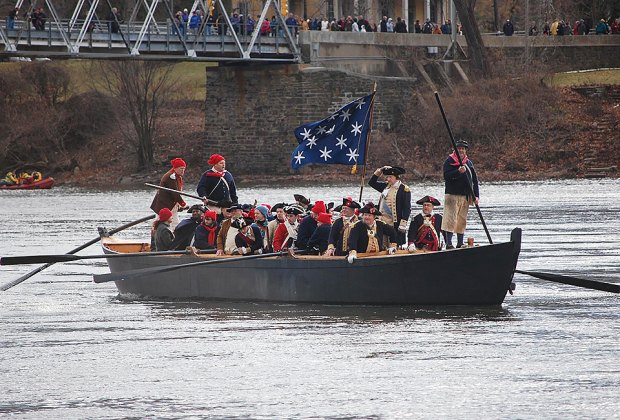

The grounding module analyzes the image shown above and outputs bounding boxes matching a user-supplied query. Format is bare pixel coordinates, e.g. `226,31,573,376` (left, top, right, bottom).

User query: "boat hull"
102,228,521,305
0,177,54,190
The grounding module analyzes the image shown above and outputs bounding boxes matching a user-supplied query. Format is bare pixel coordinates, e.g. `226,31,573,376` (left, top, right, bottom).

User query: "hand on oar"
0,214,156,292
0,249,216,266
93,251,286,284
515,269,620,294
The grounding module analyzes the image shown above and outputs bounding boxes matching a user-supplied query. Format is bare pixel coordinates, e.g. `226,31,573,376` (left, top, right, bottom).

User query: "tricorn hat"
455,139,469,149
231,217,254,229
382,166,406,176
293,194,310,206
284,205,304,215
187,204,206,213
416,195,441,206
358,202,381,216
271,202,287,213
342,197,361,209
226,204,243,211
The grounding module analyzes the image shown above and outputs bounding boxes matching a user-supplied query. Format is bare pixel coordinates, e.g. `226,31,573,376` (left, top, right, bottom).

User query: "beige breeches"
441,194,470,234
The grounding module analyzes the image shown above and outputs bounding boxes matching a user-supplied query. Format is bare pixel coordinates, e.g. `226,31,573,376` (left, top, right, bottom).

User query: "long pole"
0,214,156,291
145,183,217,205
357,83,378,203
434,92,493,244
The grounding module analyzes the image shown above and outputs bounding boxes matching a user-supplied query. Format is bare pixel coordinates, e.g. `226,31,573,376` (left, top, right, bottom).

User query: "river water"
1,179,619,418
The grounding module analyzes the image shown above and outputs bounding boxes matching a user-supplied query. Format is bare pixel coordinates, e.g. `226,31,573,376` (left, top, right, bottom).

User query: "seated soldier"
273,205,303,252
232,216,264,255
326,197,361,256
267,203,287,250
347,202,397,264
216,204,244,255
306,212,332,255
407,196,443,252
251,205,271,251
152,208,175,251
193,210,219,250
296,200,327,250
170,204,205,250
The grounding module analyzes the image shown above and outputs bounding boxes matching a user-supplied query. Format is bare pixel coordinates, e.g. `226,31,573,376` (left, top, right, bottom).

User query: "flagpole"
357,82,378,203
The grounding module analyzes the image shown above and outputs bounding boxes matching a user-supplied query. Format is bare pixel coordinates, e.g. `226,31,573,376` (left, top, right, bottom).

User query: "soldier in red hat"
326,197,361,256
193,210,219,250
407,196,443,252
296,200,327,250
368,165,411,246
150,157,187,229
306,212,333,254
197,153,238,214
152,208,175,251
347,203,397,264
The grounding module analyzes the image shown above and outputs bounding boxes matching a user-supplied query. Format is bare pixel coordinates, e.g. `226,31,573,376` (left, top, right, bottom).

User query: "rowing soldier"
197,154,238,214
150,158,187,229
272,205,304,252
346,203,397,264
325,197,361,256
407,196,443,251
368,165,411,246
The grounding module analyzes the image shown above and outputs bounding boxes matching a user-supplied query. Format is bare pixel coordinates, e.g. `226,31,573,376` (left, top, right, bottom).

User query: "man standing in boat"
441,139,479,249
347,203,397,264
326,197,361,256
368,166,411,246
407,196,443,251
197,154,238,214
150,158,187,229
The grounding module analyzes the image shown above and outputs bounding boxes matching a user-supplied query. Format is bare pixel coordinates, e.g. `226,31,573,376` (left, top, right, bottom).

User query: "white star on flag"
346,148,359,162
356,99,366,109
326,125,335,134
293,151,305,165
319,147,332,161
340,109,351,121
335,135,347,149
307,136,318,149
317,126,327,135
328,113,337,121
300,127,312,141
351,121,362,135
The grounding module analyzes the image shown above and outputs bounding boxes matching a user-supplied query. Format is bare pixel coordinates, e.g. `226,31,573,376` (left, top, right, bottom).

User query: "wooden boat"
99,228,522,305
0,177,54,190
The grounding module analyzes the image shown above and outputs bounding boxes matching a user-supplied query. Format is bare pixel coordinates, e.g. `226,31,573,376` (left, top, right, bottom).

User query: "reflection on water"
0,179,619,418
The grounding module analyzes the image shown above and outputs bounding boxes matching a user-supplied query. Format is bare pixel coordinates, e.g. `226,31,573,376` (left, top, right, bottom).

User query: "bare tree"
89,60,178,170
453,0,491,78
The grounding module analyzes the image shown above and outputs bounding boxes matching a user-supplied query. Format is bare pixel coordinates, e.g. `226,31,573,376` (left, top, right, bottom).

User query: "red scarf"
206,170,225,177
201,223,218,245
449,152,469,166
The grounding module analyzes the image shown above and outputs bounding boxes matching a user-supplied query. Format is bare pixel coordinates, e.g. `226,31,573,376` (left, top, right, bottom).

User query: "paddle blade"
1,255,80,265
516,270,620,294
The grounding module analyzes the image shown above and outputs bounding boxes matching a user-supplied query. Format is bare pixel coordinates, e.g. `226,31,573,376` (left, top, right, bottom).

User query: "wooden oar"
515,269,620,294
93,251,286,284
0,249,216,265
434,92,493,244
145,183,221,206
0,214,156,292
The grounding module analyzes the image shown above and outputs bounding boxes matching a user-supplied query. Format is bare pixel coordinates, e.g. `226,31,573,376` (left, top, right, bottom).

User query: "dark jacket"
443,156,479,199
150,169,185,213
407,213,443,248
196,169,238,205
327,216,356,256
368,174,412,229
348,220,396,253
154,222,174,251
193,223,219,250
295,215,317,249
235,225,264,254
170,217,201,250
306,223,331,253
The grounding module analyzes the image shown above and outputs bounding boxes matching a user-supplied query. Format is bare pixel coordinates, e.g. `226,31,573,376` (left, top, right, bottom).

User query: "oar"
0,214,156,292
145,183,220,206
93,251,286,283
434,92,493,244
0,249,216,266
515,269,620,294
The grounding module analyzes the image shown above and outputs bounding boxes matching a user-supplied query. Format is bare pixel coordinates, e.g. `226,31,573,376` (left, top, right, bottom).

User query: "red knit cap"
311,200,327,215
317,212,332,225
170,158,186,168
207,154,225,165
158,208,173,222
204,210,217,221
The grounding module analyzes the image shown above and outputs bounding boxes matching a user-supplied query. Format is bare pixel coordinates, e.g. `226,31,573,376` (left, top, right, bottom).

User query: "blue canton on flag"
291,93,375,170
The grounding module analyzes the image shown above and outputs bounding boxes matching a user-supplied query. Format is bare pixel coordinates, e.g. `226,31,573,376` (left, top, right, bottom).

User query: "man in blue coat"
197,153,238,215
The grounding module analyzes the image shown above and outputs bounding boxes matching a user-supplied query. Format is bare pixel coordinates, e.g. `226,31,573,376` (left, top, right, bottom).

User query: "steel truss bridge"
0,0,300,62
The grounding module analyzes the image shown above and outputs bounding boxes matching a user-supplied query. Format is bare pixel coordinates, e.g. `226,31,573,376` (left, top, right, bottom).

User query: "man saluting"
368,165,411,246
197,154,238,214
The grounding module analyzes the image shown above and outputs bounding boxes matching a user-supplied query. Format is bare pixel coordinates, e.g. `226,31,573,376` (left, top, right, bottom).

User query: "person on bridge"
189,11,201,36
394,17,407,33
108,7,122,33
7,7,19,30
441,139,479,249
197,154,238,215
503,19,514,36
